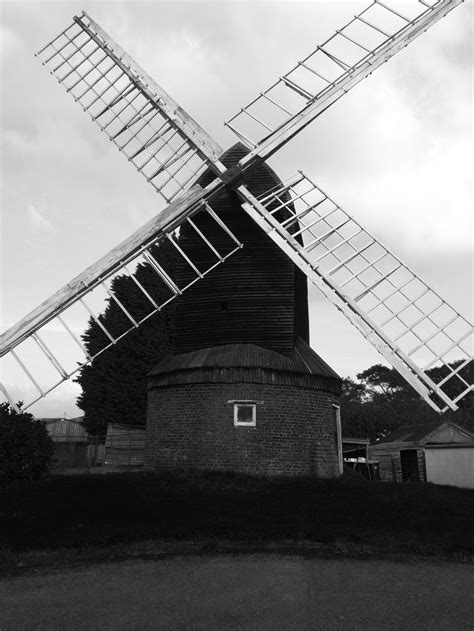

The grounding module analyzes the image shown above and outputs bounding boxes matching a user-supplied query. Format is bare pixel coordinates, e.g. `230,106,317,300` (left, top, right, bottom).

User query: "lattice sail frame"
0,197,242,411
1,0,471,414
226,0,463,163
238,175,473,413
35,11,225,203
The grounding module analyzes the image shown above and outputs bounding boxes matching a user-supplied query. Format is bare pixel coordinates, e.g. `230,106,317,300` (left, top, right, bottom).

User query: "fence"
378,456,397,482
48,425,145,469
104,424,146,466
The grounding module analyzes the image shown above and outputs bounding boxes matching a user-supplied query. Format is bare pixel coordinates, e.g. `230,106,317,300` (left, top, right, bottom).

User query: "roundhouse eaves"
149,339,340,380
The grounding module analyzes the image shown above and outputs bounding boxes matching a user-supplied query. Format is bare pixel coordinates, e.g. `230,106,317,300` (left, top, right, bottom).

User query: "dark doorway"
400,449,420,482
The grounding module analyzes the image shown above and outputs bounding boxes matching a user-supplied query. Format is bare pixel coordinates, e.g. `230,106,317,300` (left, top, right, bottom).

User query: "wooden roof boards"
149,339,341,394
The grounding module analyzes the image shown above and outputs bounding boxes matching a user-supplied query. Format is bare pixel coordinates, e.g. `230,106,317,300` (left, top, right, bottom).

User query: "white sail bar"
0,191,242,411
238,175,472,413
225,0,463,164
35,11,226,203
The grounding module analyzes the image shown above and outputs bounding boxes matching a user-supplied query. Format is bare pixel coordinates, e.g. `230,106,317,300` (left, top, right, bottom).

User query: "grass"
0,470,473,559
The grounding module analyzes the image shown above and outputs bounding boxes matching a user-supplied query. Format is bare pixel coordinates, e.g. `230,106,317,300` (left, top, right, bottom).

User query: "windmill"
1,1,472,470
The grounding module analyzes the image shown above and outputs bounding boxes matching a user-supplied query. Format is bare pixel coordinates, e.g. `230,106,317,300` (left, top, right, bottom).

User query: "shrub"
0,403,54,488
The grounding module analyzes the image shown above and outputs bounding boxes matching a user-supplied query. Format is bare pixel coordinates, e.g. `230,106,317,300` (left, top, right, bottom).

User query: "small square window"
234,403,256,427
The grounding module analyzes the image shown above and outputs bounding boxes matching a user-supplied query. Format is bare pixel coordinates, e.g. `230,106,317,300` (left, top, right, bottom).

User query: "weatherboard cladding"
105,424,145,466
170,142,310,357
42,418,87,442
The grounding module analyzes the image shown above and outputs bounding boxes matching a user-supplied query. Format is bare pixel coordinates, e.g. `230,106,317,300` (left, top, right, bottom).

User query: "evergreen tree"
75,241,178,435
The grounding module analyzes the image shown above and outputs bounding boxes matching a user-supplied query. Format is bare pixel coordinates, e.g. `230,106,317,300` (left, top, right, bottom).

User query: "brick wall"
145,381,340,477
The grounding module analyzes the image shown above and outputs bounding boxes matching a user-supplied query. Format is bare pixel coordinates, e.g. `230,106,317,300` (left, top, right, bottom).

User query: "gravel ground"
1,554,473,630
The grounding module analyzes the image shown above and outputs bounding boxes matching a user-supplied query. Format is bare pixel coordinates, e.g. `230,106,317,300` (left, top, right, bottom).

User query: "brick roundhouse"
145,143,342,476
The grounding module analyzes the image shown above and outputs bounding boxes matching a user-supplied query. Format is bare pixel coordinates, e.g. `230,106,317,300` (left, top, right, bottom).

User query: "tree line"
341,363,473,441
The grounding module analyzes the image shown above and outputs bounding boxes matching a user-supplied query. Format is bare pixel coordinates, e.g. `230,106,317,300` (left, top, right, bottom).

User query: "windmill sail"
4,3,468,414
226,0,462,165
1,11,242,411
238,175,472,413
36,11,226,202
0,191,242,411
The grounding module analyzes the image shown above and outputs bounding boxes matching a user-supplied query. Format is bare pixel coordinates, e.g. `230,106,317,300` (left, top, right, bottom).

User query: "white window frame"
228,400,262,427
234,403,256,427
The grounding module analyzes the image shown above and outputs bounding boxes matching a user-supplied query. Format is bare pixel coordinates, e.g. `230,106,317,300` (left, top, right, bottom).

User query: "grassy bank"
1,471,473,558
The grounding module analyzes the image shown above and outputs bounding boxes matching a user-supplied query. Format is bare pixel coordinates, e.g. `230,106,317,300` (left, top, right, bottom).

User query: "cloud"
0,24,23,58
0,379,82,419
26,204,56,233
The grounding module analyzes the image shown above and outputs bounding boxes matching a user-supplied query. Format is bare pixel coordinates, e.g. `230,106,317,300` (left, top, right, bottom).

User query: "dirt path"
1,555,473,630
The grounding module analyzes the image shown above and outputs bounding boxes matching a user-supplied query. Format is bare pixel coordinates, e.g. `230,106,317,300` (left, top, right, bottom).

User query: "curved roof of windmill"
150,336,340,384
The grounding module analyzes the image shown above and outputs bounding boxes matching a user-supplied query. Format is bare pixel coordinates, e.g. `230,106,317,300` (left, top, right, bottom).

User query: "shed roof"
342,437,370,445
376,421,473,445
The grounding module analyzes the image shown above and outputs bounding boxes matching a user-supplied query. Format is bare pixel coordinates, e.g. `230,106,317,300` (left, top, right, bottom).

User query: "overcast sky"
1,0,472,417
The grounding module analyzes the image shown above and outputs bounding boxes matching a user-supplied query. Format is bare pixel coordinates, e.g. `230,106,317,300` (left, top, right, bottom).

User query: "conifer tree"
75,241,178,435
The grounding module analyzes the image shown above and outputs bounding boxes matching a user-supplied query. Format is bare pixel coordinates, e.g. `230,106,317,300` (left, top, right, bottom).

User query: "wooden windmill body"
1,0,472,478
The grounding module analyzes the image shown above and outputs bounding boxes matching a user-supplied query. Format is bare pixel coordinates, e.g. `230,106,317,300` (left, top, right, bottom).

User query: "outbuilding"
43,417,89,468
369,421,474,483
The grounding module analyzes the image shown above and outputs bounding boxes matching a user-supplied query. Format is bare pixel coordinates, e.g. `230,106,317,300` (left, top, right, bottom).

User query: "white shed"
425,443,474,489
369,421,473,483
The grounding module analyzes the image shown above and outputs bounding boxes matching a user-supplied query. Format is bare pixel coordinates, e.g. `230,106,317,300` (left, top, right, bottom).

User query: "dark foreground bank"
1,471,473,559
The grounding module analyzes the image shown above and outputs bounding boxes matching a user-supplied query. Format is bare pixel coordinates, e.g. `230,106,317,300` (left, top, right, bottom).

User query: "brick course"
145,379,340,477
